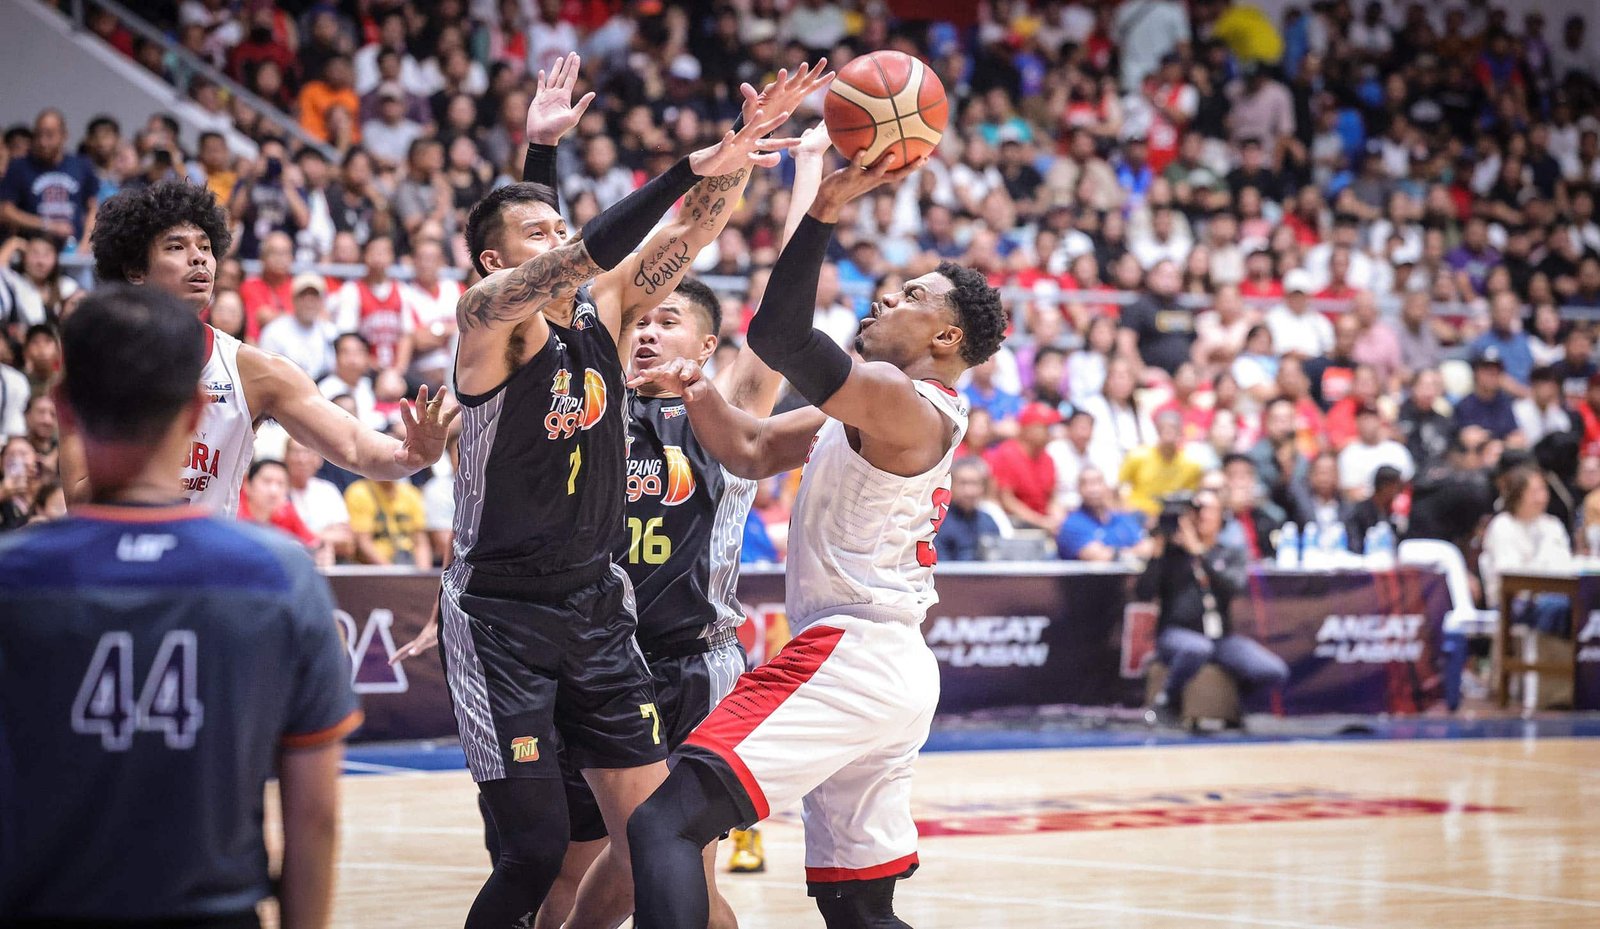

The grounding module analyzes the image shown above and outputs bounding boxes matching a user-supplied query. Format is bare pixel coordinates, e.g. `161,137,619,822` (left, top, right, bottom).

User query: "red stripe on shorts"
805,852,920,883
683,623,847,820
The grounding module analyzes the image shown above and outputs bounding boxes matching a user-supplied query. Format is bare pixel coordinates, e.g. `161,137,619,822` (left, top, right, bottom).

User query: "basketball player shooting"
436,75,805,927
62,181,457,514
625,152,1008,928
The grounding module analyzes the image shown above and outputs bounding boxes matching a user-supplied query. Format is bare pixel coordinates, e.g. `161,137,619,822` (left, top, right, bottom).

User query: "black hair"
92,181,232,283
23,393,52,415
934,261,1007,366
671,276,722,336
1222,452,1256,472
248,458,288,481
1373,465,1404,491
333,331,371,356
86,115,119,136
24,324,56,345
149,112,180,138
4,125,33,146
198,130,224,148
464,182,561,278
1034,345,1067,364
59,285,204,443
1530,364,1559,384
341,145,371,169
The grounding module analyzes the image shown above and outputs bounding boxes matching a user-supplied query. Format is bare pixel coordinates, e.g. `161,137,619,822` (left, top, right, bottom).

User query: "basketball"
823,50,948,169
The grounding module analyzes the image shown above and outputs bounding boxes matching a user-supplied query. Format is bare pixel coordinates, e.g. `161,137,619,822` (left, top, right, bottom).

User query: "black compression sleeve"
521,142,559,193
745,213,853,406
579,156,698,271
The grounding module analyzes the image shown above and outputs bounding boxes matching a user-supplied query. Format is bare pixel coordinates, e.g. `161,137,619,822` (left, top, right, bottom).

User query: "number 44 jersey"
784,380,967,635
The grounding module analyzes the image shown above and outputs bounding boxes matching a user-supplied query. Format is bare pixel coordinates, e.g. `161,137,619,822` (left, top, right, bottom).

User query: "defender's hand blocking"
739,59,834,126
810,150,928,222
526,52,594,146
627,357,711,400
688,107,800,176
393,385,461,473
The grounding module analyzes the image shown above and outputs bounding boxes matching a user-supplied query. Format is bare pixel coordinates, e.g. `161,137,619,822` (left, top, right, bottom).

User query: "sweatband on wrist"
579,156,698,271
522,143,559,193
745,214,853,405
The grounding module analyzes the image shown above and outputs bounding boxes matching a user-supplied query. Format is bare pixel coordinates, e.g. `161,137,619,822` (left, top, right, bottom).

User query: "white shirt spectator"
1337,439,1415,497
290,476,351,537
781,2,848,48
1303,242,1377,292
424,471,454,537
0,268,77,328
1114,0,1189,91
1130,230,1193,270
528,19,581,78
1513,397,1573,447
562,166,637,212
353,45,430,96
258,315,337,381
1066,350,1107,403
0,363,27,437
361,118,425,168
318,373,383,430
405,279,465,378
1266,305,1335,358
1047,438,1124,512
1078,394,1154,467
1481,511,1572,607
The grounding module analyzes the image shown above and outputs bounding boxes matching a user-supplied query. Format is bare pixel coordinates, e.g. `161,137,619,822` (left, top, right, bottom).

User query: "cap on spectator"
1472,346,1505,369
668,54,702,81
376,81,406,101
292,273,327,296
1018,402,1062,427
1283,269,1312,294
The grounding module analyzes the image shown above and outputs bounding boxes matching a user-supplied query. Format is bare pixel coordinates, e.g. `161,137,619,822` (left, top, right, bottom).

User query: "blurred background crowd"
2,0,1600,614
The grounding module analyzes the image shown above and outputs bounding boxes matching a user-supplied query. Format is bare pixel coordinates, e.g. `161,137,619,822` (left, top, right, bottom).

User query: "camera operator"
1137,489,1289,724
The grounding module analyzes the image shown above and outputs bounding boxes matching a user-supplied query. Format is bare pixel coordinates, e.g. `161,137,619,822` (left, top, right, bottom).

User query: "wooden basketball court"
299,731,1600,928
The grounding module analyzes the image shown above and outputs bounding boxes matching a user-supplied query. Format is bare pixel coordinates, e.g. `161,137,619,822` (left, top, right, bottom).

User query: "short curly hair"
935,261,1008,366
92,181,232,284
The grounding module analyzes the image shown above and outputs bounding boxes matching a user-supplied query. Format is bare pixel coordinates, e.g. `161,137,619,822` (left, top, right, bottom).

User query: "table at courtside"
1495,562,1600,710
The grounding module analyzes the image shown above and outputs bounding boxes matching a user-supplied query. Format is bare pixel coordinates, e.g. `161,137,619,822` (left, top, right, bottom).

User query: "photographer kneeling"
1137,490,1289,724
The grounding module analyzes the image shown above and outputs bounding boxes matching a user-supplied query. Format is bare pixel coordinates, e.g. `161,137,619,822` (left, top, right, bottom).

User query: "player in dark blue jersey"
0,286,360,929
425,51,820,928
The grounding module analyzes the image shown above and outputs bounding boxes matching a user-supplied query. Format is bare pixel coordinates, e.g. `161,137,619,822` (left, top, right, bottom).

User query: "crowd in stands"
4,0,1600,605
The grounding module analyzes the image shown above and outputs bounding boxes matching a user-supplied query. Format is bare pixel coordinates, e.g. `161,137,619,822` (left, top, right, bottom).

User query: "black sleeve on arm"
579,156,699,271
522,143,559,193
744,214,854,406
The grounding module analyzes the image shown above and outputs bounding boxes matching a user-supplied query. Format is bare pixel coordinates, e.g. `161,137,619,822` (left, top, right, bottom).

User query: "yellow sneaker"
727,827,766,873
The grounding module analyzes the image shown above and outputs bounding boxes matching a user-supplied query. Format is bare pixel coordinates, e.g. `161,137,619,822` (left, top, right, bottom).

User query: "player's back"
0,505,361,922
786,380,967,632
450,293,627,595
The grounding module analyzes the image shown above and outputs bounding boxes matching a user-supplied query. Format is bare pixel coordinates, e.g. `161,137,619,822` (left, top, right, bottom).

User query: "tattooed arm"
453,240,601,395
589,166,754,340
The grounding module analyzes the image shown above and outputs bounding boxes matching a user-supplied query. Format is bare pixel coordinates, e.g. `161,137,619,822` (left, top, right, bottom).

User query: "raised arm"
246,345,457,480
630,357,825,479
744,154,943,466
592,62,831,342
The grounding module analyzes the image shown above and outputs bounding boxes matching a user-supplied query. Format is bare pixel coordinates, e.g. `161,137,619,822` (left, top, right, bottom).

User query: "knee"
626,790,678,856
1167,636,1214,664
813,878,912,929
496,825,567,878
1242,653,1290,688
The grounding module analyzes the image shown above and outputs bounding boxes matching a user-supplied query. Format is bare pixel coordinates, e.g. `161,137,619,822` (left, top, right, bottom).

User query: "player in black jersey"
433,52,819,928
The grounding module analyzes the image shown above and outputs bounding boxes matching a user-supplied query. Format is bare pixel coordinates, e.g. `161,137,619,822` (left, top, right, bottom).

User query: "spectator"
962,355,1023,425
361,83,425,170
259,273,337,381
1248,396,1309,494
1137,488,1289,723
334,236,412,378
1346,465,1407,553
1047,403,1121,514
1469,292,1535,391
353,11,427,96
1293,451,1355,539
984,402,1065,533
1395,289,1451,373
319,333,382,429
404,239,463,387
1220,452,1284,561
22,393,57,476
1515,365,1574,447
298,55,361,145
1302,314,1360,411
238,230,295,340
195,131,237,205
1397,368,1454,473
21,324,60,396
0,346,27,436
1349,291,1402,388
1481,468,1574,633
937,457,1005,563
563,135,635,213
1083,355,1154,466
230,139,310,261
1065,315,1117,403
1057,466,1152,562
1117,259,1193,375
422,432,457,565
1446,216,1501,296
0,235,78,333
1,436,38,530
326,148,391,245
238,458,326,564
0,110,97,245
1453,348,1522,442
285,439,353,563
1265,270,1334,359
1338,405,1415,501
1408,434,1497,555
1119,408,1203,517
1114,0,1190,92
393,139,451,246
1192,284,1255,374
345,470,431,568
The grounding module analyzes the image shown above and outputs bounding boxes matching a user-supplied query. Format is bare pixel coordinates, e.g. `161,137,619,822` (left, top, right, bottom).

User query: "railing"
65,0,336,161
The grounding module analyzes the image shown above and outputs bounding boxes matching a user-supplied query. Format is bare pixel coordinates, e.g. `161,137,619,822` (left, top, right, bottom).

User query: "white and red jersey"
403,278,463,375
183,326,256,517
336,279,411,370
786,379,967,632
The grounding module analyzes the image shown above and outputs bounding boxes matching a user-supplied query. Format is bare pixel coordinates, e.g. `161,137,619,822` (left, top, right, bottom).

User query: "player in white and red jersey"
63,181,455,515
333,234,413,374
625,153,1009,929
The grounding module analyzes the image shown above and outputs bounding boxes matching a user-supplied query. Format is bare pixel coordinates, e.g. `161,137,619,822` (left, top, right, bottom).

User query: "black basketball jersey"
451,289,627,595
621,392,757,648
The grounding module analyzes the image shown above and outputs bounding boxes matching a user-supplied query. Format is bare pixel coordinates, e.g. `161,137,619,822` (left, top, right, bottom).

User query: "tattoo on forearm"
704,170,747,192
456,241,599,331
685,169,748,231
635,236,692,295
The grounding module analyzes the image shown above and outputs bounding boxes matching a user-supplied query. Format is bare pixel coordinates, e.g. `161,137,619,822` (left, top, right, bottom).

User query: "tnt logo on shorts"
511,737,540,763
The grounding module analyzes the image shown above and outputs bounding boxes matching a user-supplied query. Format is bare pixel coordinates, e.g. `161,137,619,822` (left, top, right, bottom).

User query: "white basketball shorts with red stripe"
682,615,940,884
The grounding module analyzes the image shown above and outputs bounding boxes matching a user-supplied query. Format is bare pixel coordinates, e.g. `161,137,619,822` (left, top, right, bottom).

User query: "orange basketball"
823,50,948,170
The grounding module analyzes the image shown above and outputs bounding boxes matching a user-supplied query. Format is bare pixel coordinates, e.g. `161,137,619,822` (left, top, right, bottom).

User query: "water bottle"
1277,522,1300,568
1368,522,1396,569
1324,522,1347,558
1301,522,1320,569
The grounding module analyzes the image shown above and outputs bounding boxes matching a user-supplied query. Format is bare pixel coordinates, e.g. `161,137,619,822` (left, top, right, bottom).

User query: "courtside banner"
325,569,457,742
1573,578,1600,711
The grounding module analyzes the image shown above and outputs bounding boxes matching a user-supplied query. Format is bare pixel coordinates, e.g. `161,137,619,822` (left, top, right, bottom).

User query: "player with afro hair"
92,181,232,312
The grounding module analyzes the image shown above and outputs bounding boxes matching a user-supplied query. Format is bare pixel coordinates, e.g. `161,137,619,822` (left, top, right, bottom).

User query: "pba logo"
203,380,232,404
511,736,540,763
334,608,409,695
546,368,609,439
1579,611,1600,664
627,445,695,504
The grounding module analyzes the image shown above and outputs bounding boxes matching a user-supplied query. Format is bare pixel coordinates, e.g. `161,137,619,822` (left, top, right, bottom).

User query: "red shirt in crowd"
984,439,1057,516
238,274,294,343
1239,278,1283,300
237,492,319,547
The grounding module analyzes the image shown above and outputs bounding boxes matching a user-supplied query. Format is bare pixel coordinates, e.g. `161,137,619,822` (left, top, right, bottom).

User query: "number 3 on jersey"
915,486,953,568
72,630,204,751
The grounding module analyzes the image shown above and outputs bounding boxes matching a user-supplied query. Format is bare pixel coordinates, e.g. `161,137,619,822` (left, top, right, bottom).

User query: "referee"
0,286,361,928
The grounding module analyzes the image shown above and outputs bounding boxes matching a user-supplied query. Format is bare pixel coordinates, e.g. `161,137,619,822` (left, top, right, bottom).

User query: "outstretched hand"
394,385,461,472
688,106,800,176
810,150,929,221
739,59,834,126
795,123,833,160
526,52,595,145
627,357,711,400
